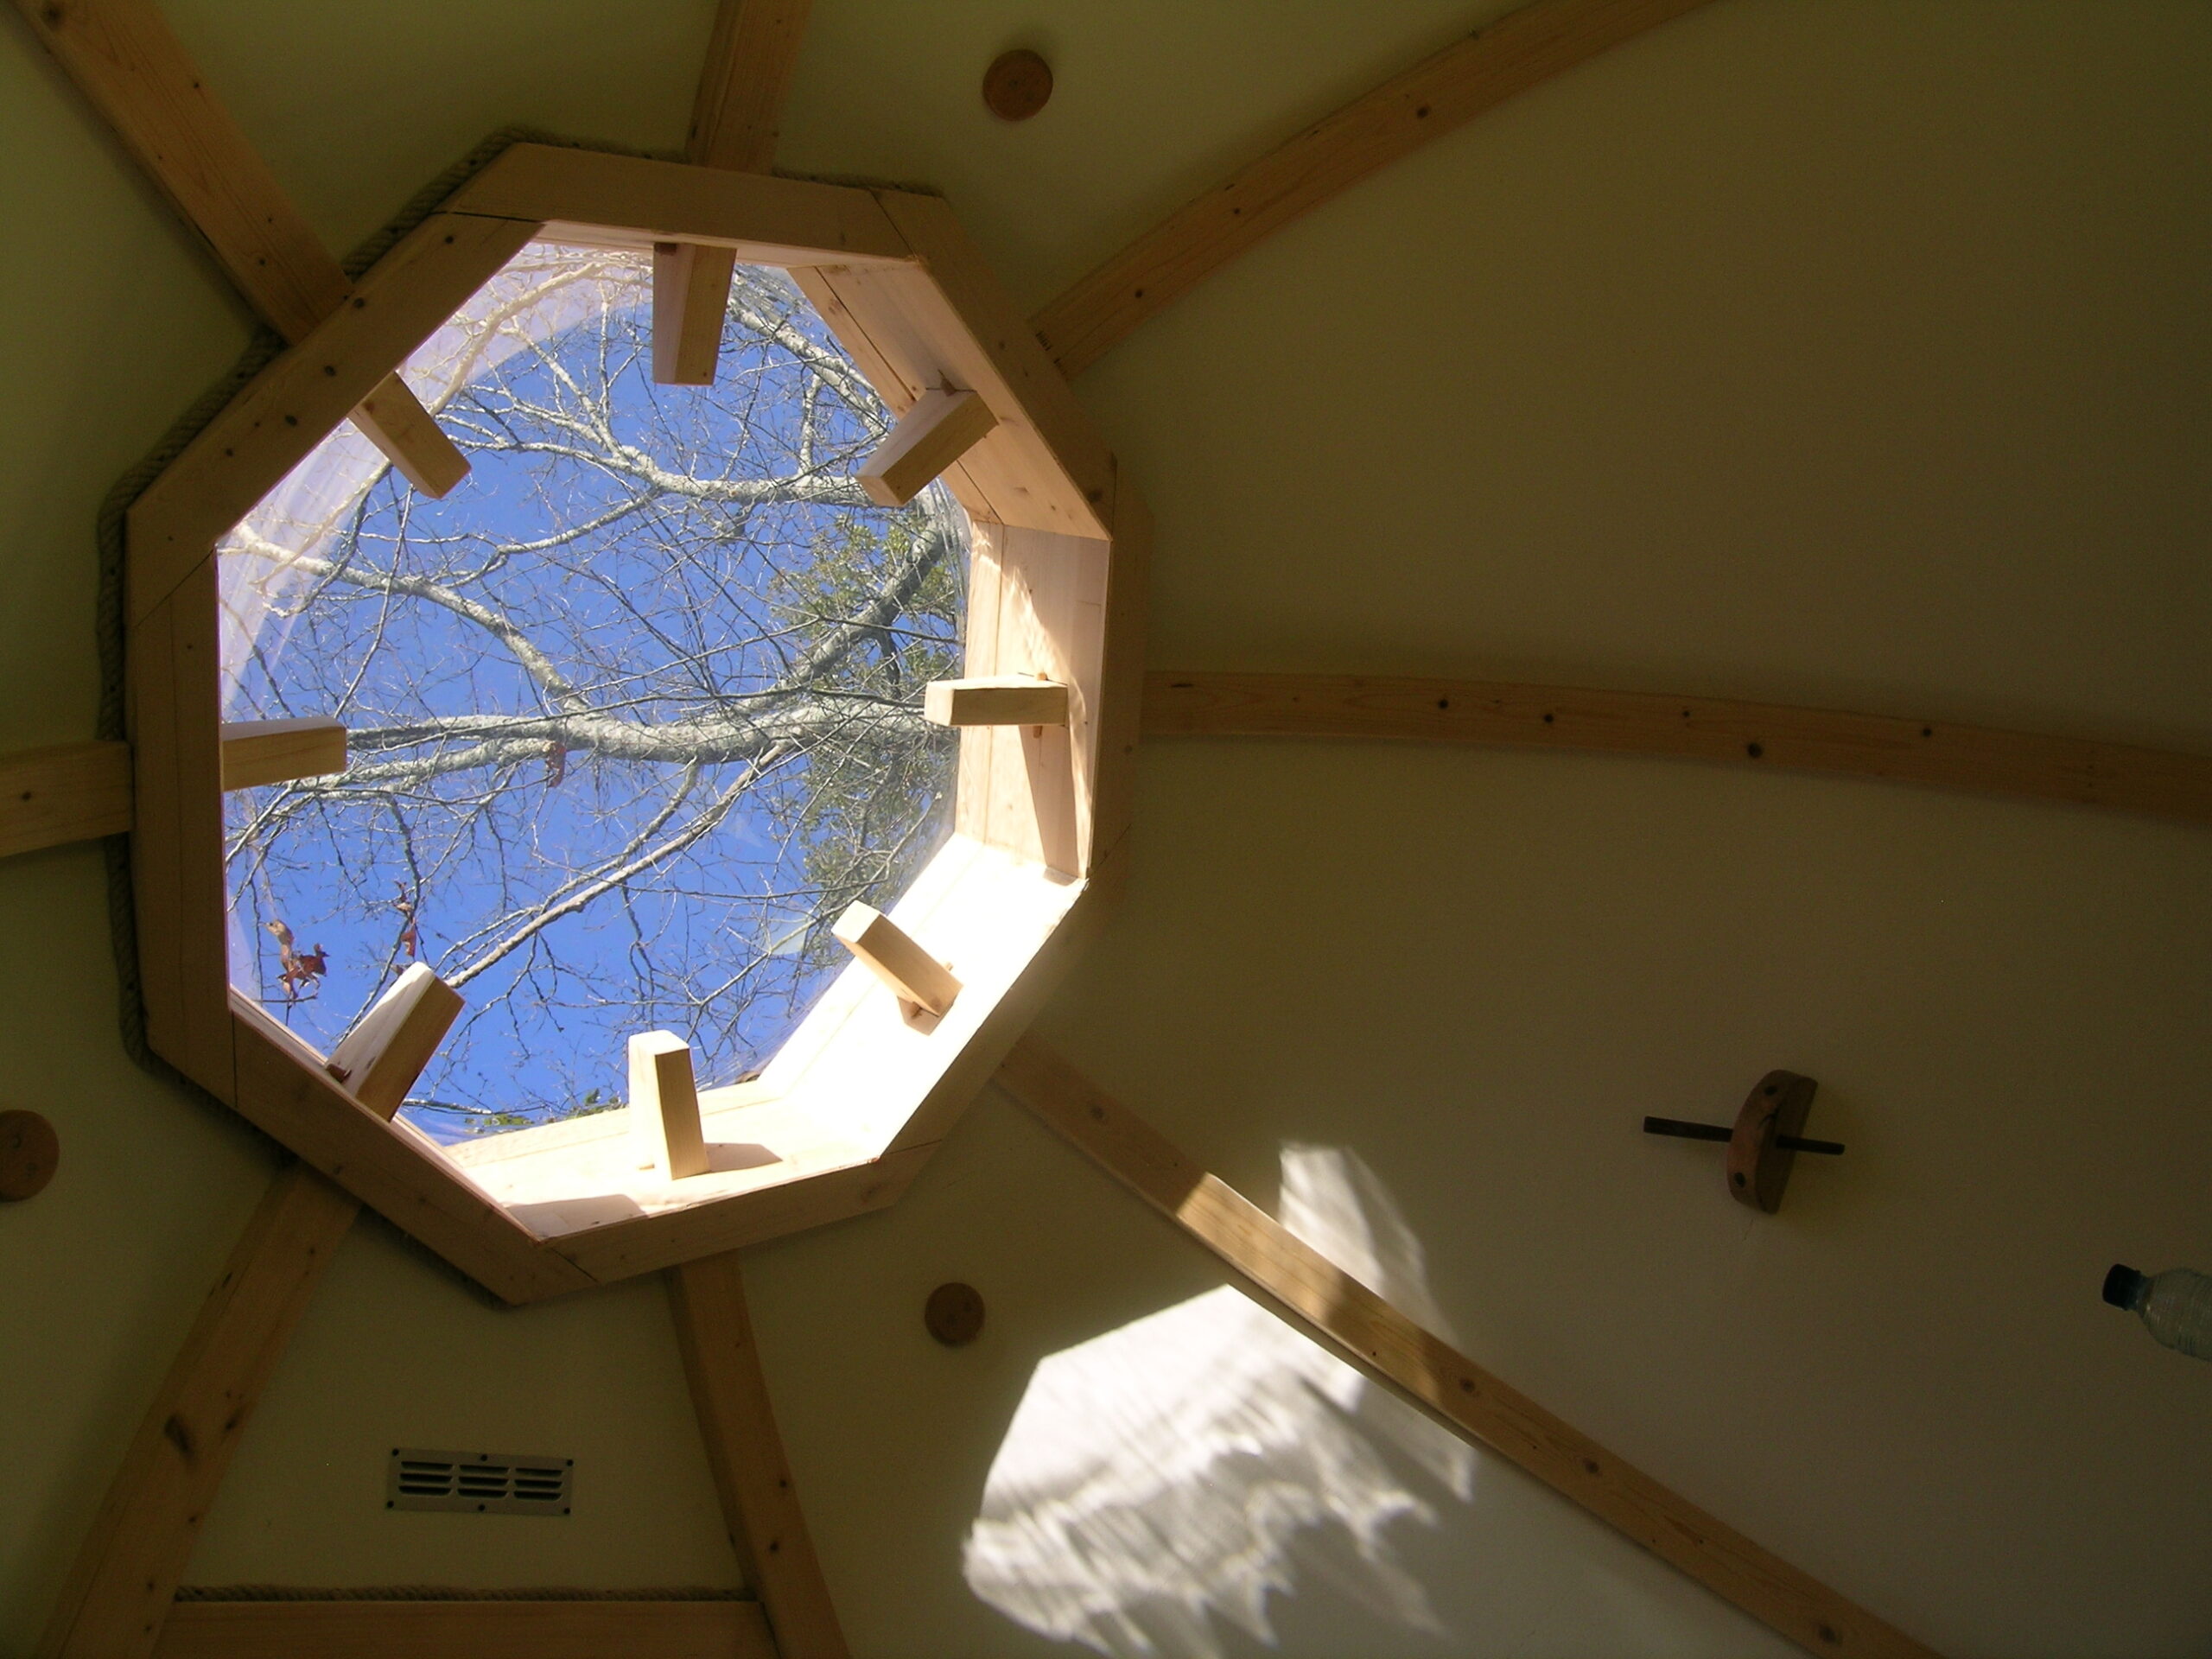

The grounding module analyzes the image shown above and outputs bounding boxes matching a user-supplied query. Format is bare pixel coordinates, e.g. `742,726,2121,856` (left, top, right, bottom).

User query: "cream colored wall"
3,2,2208,1656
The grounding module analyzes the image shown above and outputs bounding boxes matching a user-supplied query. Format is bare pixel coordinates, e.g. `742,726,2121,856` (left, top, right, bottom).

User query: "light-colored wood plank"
448,144,908,267
951,524,1088,875
37,1163,361,1659
1030,0,1722,376
630,1032,709,1179
862,191,1115,532
831,901,960,1017
857,387,999,507
1142,671,2212,824
1085,473,1152,872
548,1142,931,1282
8,0,468,493
127,211,538,625
129,562,232,1102
997,1038,1942,1659
324,963,463,1121
652,241,740,385
671,1252,851,1659
230,995,593,1305
153,1599,775,1659
218,717,346,791
688,0,814,172
0,741,131,858
925,676,1070,728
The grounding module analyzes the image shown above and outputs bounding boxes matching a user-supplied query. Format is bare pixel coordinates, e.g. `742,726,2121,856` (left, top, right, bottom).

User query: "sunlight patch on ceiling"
963,1145,1474,1658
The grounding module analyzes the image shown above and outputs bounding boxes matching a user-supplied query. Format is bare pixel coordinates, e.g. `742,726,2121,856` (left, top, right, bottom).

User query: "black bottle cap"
2102,1263,2148,1309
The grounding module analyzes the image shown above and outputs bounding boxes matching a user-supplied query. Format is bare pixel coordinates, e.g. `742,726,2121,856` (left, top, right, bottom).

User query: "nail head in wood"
832,901,960,1018
924,677,1070,728
982,49,1053,122
857,387,997,508
0,1109,60,1200
925,1281,985,1346
629,1032,709,1179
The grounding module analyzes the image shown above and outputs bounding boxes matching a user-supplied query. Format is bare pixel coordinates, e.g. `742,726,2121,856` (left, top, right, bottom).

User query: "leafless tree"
219,247,963,1130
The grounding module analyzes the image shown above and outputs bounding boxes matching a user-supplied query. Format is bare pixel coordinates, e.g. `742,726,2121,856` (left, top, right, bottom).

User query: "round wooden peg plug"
982,49,1052,121
925,1281,985,1346
0,1109,60,1201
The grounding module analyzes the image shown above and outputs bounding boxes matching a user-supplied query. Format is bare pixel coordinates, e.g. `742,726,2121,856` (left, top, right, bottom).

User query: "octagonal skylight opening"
217,239,969,1140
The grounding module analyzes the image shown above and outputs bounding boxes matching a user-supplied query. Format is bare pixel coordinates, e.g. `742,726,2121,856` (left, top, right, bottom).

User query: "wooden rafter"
1144,671,2212,823
20,668,2210,868
10,0,471,495
671,1252,851,1659
1029,0,1721,377
653,0,815,383
36,1165,361,1659
996,1036,1944,1659
0,741,130,858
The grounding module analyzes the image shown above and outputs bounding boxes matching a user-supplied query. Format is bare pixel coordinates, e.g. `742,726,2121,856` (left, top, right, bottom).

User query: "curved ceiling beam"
1144,671,2212,824
1029,0,1721,378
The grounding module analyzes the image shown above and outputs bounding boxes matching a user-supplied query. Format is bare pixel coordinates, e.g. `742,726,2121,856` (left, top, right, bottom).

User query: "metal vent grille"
386,1448,572,1516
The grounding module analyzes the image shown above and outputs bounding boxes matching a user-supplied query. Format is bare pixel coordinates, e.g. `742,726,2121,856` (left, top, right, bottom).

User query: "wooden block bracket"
832,901,959,1017
631,1031,709,1179
324,963,463,1122
219,718,347,791
925,677,1070,728
857,388,997,508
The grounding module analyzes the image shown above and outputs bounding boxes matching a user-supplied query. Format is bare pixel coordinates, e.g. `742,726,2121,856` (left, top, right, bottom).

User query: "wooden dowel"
1143,671,2212,824
856,388,998,508
0,741,132,859
923,677,1071,728
323,964,463,1122
219,718,346,791
995,1037,1942,1659
831,902,960,1017
630,1032,710,1179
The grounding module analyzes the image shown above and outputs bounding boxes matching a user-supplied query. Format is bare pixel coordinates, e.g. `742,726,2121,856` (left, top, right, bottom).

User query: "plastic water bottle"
2103,1264,2212,1360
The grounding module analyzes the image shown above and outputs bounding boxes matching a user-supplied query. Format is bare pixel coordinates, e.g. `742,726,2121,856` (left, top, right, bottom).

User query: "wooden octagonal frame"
126,143,1149,1305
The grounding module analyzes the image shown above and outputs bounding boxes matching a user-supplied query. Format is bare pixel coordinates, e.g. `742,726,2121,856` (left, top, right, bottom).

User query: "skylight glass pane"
218,242,963,1138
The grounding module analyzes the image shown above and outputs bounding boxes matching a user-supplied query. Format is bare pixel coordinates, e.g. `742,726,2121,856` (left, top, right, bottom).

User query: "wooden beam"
831,901,960,1017
36,1163,362,1659
231,996,594,1306
995,1037,1942,1659
925,676,1071,728
323,963,463,1121
0,740,131,858
670,1252,851,1659
1142,671,2212,823
153,1598,775,1659
631,1032,709,1179
10,0,469,494
651,0,814,385
1029,0,1720,376
218,717,345,791
856,388,999,508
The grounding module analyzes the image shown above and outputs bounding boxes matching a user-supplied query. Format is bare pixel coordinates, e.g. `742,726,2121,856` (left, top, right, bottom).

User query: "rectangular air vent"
386,1448,571,1516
